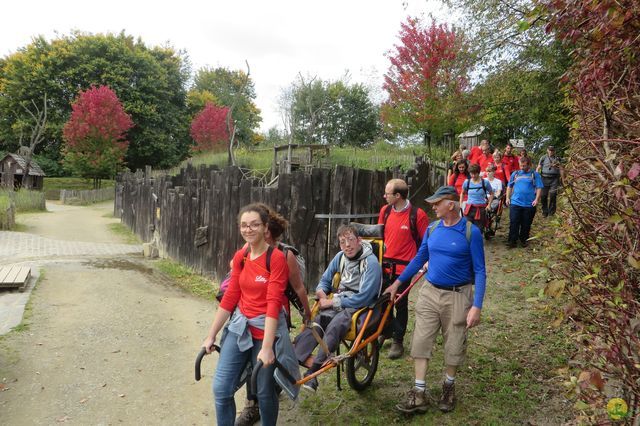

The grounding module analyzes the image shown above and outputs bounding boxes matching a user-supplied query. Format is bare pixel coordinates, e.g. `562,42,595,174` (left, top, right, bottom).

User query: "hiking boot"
302,374,318,393
438,381,456,412
507,241,517,249
234,400,260,426
388,341,404,359
396,387,430,414
520,240,529,248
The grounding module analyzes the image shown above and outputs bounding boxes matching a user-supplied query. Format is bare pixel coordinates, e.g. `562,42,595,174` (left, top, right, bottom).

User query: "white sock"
414,379,426,391
445,374,455,384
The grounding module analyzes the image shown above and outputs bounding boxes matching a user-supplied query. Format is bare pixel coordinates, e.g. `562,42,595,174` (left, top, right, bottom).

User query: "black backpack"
382,203,421,249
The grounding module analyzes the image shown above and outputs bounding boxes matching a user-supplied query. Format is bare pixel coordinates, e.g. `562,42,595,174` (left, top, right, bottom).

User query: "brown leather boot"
438,381,456,412
395,387,431,414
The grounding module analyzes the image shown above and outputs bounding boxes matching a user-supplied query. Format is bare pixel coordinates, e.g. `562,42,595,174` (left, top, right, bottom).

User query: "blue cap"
425,186,458,203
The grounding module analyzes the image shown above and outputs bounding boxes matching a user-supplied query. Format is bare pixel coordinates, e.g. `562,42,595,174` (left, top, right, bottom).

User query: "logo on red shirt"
255,275,267,283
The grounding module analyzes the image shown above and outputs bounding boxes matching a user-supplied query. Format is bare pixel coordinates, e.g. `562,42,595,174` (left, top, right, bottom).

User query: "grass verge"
154,259,217,301
43,177,115,191
107,223,142,244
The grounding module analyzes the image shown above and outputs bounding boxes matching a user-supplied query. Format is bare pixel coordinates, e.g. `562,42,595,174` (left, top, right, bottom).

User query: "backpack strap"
382,204,393,226
242,246,274,272
481,178,487,197
427,219,471,245
409,204,420,248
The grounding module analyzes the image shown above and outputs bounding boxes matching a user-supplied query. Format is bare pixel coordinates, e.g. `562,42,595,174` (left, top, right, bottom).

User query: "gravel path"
0,201,230,425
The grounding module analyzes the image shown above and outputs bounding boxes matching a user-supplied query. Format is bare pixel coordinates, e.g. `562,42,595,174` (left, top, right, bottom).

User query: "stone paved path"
0,231,140,264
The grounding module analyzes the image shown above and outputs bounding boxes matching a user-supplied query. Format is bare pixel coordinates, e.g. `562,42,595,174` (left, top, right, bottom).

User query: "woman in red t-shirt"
448,160,470,197
202,203,288,426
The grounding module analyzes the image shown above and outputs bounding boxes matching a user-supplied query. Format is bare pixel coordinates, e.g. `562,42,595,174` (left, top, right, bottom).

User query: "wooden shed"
0,153,46,190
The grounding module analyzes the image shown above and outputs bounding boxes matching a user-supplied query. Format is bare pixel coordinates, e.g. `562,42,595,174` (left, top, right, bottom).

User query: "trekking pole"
195,344,220,381
393,267,427,305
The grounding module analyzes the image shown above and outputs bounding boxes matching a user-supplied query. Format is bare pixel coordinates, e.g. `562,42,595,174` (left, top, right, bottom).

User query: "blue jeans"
213,331,278,426
508,204,536,244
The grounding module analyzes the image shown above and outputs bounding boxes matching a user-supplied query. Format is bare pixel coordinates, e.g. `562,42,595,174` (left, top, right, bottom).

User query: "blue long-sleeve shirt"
316,242,381,310
397,217,487,309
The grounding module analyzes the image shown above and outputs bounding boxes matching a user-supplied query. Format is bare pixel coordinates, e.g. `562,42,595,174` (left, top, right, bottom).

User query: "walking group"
200,141,563,425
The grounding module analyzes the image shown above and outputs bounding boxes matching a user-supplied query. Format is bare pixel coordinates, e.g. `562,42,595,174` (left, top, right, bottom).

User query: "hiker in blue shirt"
505,156,543,248
385,186,486,414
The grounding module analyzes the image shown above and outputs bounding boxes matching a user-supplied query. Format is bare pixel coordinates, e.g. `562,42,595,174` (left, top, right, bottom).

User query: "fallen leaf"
101,383,107,387
79,398,88,404
118,394,125,398
56,416,69,423
111,350,121,354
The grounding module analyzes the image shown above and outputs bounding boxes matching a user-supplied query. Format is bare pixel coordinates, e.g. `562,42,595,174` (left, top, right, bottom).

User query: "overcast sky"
1,0,452,132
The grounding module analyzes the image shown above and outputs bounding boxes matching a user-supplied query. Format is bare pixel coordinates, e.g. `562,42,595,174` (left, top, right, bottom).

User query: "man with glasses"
385,186,487,414
378,179,428,359
293,224,382,392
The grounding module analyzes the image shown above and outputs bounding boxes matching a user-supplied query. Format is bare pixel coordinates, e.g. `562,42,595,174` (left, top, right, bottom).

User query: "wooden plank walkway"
0,266,31,290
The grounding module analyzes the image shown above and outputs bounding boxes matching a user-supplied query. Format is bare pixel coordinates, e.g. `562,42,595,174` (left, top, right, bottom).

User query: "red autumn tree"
190,102,232,152
62,85,133,188
382,17,470,153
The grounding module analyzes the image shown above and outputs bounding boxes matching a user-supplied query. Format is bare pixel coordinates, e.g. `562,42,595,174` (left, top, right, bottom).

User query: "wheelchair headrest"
350,223,384,239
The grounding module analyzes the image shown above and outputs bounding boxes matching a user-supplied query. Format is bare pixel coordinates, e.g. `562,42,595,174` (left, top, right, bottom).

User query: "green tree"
444,0,571,152
191,67,261,146
285,76,379,146
470,42,570,149
0,31,191,171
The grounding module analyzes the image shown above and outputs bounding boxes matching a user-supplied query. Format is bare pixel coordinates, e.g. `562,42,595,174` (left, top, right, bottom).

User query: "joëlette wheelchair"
195,223,426,394
485,192,505,238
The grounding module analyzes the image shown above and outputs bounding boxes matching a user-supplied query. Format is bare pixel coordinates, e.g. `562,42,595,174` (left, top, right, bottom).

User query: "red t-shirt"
448,173,468,199
503,154,519,172
220,248,289,339
468,146,482,164
488,161,511,185
477,153,494,171
378,203,428,275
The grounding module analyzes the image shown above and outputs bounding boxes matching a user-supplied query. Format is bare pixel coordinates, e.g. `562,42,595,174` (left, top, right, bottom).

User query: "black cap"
425,186,458,203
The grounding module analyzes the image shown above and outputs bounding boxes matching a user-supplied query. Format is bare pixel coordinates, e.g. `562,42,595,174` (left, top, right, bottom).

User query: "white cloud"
1,0,451,131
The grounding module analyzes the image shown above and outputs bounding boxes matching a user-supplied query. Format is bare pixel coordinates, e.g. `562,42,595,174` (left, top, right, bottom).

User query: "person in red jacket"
487,150,511,186
202,203,289,426
476,143,494,172
503,142,519,172
378,178,429,359
448,160,470,198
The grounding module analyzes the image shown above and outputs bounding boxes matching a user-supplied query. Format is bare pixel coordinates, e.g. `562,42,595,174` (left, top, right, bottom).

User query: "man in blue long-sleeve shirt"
385,186,487,414
294,224,382,392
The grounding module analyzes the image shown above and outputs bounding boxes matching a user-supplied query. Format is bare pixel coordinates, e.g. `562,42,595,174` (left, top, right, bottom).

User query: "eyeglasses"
338,235,358,246
240,222,263,231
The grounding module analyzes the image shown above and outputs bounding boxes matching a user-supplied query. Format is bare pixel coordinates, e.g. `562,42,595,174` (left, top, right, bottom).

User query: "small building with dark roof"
0,153,46,190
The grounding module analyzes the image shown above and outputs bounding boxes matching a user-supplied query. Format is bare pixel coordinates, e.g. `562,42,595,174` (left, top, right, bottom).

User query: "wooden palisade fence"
116,160,446,288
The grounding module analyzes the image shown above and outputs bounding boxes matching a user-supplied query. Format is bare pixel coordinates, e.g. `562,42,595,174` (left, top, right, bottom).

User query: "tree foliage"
543,0,640,421
381,17,471,151
62,85,133,185
190,102,231,152
0,32,191,171
470,42,570,149
283,75,379,147
190,67,261,146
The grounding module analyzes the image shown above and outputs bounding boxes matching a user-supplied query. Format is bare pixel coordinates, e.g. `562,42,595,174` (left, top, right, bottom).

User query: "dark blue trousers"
508,205,536,244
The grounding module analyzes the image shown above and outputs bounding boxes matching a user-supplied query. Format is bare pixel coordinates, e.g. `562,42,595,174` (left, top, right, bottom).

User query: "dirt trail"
0,201,235,425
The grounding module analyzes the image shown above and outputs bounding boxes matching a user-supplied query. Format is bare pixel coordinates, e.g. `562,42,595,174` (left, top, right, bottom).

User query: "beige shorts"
410,280,473,366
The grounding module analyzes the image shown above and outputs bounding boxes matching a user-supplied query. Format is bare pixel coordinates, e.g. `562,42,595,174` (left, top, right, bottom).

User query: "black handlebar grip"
195,347,207,381
195,344,220,381
250,359,264,395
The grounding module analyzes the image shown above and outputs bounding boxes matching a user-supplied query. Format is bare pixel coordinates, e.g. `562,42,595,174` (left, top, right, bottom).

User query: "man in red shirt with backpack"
379,179,429,359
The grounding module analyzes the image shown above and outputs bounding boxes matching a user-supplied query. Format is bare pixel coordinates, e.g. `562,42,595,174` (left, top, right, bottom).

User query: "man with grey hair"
385,186,487,414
